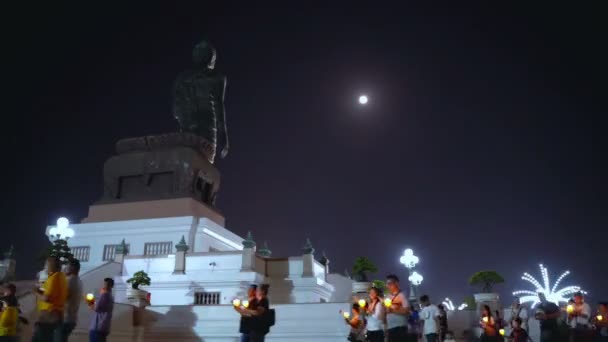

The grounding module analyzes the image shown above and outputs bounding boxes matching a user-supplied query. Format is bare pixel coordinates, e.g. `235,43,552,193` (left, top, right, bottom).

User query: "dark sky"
5,2,607,304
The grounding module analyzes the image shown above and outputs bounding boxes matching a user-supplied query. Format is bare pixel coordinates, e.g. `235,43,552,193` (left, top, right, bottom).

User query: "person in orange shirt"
31,256,68,342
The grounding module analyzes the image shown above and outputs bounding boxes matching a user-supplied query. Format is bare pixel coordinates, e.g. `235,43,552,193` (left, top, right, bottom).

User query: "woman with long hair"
341,303,366,341
365,287,385,342
480,305,499,342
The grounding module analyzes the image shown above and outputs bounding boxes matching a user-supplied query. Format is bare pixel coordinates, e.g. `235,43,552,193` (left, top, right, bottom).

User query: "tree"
126,270,151,290
40,239,74,265
371,280,388,294
469,271,505,293
352,257,378,282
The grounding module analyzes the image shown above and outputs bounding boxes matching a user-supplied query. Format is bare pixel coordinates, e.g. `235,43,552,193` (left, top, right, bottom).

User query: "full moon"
358,95,368,105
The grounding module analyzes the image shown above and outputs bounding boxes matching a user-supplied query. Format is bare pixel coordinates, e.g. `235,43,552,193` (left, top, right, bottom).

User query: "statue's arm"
217,75,229,158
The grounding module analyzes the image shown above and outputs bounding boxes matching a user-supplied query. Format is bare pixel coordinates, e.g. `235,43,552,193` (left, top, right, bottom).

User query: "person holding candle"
365,287,385,342
87,278,114,342
235,284,271,342
385,274,410,342
234,284,259,342
340,303,365,341
32,256,68,342
480,305,498,341
568,291,592,341
595,302,608,342
58,259,82,342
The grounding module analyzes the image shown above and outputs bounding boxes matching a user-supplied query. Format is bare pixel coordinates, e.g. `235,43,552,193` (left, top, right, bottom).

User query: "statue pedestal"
99,133,220,207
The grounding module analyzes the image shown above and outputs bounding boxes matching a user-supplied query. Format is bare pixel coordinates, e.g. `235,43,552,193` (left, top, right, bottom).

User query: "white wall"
66,302,351,342
326,273,354,302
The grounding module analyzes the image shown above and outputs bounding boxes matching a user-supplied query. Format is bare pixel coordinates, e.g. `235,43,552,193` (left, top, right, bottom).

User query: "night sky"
5,3,607,304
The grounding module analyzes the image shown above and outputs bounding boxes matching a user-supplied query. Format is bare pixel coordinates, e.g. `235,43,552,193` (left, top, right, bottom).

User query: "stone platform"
100,133,220,206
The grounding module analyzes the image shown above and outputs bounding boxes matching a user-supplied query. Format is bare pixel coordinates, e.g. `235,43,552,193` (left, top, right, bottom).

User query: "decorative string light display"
513,264,586,307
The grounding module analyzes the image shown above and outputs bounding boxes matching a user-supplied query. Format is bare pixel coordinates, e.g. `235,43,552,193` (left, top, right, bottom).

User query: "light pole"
48,217,75,242
400,248,421,306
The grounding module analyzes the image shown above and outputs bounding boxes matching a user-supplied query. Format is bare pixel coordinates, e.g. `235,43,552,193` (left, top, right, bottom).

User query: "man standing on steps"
88,278,114,342
58,259,82,341
385,274,410,342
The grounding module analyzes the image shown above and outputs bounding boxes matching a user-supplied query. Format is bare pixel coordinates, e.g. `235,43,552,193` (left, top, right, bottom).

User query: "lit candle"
358,299,366,308
567,305,574,313
242,300,249,308
343,312,350,319
383,298,392,307
85,293,94,301
232,299,241,307
499,328,505,336
482,316,489,323
597,314,603,321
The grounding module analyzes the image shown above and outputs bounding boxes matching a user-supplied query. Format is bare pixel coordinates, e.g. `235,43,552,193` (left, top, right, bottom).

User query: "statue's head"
193,40,216,69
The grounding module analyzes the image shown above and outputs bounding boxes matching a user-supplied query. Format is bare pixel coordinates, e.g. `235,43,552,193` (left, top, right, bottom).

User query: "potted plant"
469,270,504,309
351,257,378,294
126,270,151,306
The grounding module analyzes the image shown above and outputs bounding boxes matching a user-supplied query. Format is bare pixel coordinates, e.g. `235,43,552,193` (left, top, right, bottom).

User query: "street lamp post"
400,248,421,306
48,217,75,242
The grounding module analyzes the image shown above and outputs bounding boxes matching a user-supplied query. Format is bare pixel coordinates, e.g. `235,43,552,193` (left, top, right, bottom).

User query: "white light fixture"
48,217,75,241
408,271,423,286
400,248,419,269
358,95,368,105
443,298,455,311
513,264,587,308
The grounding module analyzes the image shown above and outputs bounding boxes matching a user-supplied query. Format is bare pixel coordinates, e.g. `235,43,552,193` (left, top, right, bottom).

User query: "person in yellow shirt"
0,283,19,341
32,256,68,342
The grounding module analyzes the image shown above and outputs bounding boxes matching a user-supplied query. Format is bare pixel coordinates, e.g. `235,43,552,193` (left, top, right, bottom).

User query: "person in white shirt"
58,259,83,342
568,291,592,341
419,295,440,342
508,299,529,332
385,274,410,342
365,286,386,342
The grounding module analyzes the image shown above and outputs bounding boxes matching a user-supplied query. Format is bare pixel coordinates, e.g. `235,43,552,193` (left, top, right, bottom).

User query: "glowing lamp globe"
408,271,423,286
383,298,392,307
242,300,249,308
567,305,574,313
232,299,241,307
400,248,419,269
597,315,603,321
48,217,75,241
499,329,505,336
358,299,366,308
358,95,368,105
482,316,489,323
85,293,94,301
343,312,350,319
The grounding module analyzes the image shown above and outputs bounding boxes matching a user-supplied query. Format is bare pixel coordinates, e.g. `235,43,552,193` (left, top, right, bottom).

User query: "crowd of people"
342,276,607,342
0,256,114,342
341,274,452,342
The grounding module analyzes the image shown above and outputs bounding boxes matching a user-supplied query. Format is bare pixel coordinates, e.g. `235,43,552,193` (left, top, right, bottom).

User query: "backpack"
266,308,275,327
